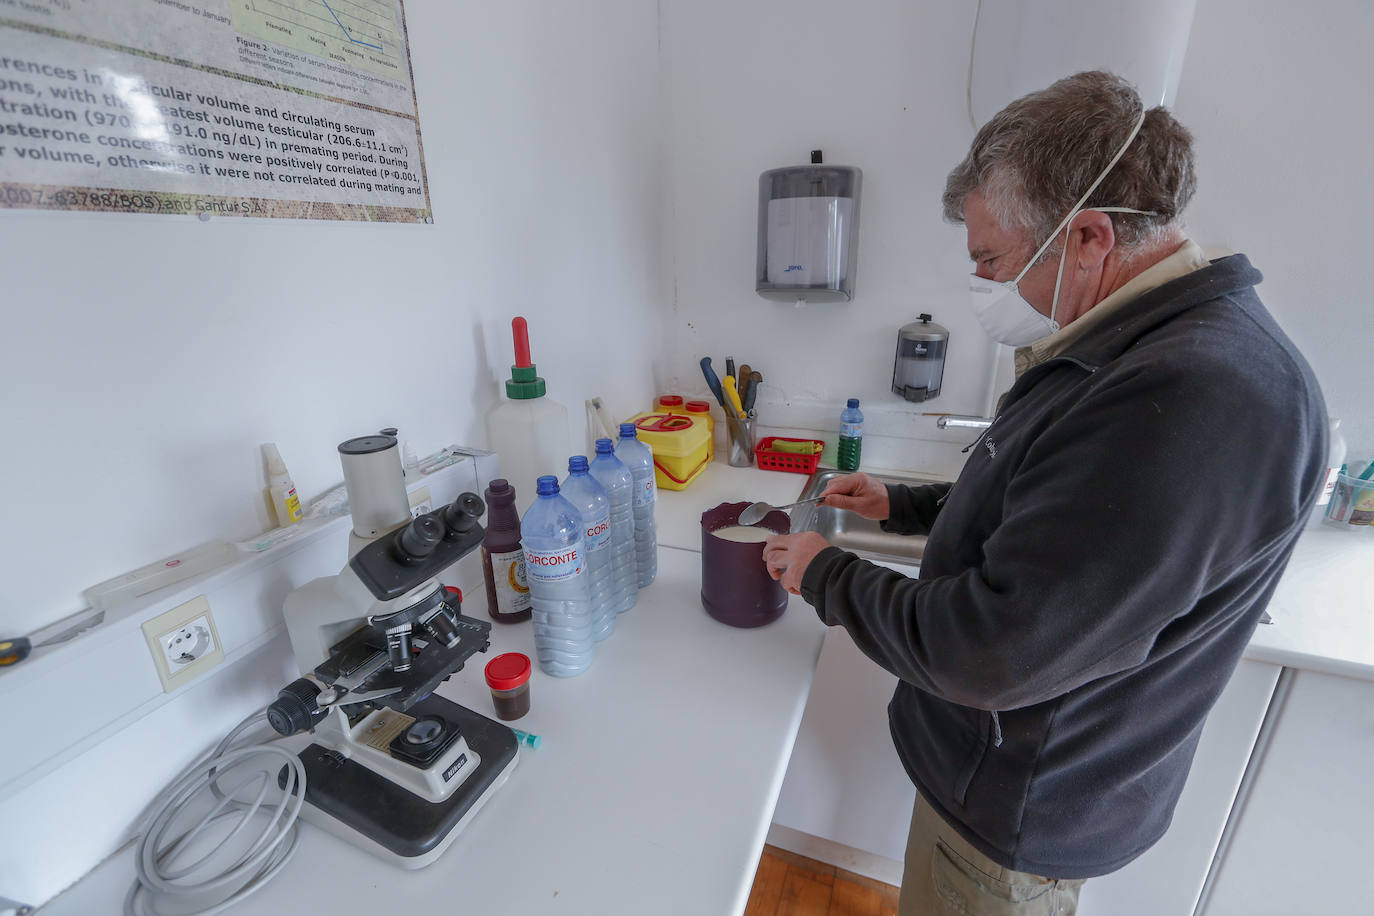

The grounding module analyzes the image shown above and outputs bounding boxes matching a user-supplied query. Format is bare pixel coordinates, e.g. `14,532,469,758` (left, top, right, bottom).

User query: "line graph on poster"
231,0,406,80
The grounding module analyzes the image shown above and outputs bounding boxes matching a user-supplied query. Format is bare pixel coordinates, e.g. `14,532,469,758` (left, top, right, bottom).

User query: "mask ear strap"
1049,205,1159,322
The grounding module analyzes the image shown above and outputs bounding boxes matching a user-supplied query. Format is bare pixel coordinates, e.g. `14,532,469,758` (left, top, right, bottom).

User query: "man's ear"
1069,210,1117,270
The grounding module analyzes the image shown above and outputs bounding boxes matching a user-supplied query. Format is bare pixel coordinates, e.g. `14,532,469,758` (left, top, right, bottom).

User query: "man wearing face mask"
762,70,1327,914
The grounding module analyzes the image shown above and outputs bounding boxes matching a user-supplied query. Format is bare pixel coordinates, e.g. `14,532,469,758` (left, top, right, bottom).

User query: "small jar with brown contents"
484,652,532,721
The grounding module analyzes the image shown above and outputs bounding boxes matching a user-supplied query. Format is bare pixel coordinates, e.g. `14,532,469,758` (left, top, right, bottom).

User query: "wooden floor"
745,845,900,916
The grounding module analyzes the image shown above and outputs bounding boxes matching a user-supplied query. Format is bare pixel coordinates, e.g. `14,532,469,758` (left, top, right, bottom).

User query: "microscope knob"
443,492,485,536
398,514,445,559
267,678,327,736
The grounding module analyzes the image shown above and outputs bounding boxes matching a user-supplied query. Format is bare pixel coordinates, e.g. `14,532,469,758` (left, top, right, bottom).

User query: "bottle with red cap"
654,394,685,413
684,400,715,451
486,316,571,517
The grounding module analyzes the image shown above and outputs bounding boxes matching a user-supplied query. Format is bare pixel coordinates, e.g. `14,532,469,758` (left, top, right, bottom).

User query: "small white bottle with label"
263,442,302,528
1309,416,1347,527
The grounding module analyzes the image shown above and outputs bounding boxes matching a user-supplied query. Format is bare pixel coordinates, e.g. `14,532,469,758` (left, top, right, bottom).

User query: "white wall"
660,0,1001,474
1,0,666,639
1171,0,1374,452
661,0,1372,457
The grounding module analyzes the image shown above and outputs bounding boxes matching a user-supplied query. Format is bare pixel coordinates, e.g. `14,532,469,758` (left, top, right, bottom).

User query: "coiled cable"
123,707,306,916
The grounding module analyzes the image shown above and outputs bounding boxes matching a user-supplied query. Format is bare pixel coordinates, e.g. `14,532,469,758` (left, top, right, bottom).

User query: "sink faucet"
936,415,993,430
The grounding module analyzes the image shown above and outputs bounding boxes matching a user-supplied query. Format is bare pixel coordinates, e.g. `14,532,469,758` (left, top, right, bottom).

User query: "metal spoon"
737,495,826,526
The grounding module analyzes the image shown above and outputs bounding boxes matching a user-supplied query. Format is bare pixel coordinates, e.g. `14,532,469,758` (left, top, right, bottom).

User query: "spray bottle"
486,316,571,516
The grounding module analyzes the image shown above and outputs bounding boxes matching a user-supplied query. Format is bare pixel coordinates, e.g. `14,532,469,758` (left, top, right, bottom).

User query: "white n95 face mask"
969,271,1061,346
968,108,1156,348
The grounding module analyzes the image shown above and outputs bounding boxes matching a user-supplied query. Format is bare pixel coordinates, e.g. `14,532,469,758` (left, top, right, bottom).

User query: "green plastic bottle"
837,398,863,471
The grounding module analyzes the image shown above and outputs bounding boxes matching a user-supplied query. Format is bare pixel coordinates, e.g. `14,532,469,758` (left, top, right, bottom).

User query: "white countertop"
42,460,825,916
1244,524,1374,681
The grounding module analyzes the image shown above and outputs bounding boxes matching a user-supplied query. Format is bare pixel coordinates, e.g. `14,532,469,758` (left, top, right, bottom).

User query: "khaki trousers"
899,792,1086,916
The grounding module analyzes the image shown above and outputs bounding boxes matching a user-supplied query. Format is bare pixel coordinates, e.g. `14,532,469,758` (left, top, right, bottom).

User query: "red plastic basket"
754,437,824,474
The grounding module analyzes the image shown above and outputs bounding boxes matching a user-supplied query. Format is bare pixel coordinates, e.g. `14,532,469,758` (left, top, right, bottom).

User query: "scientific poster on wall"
0,0,431,222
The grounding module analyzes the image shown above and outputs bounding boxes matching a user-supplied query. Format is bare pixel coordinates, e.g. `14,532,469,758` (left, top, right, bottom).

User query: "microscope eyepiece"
443,493,485,537
397,515,445,559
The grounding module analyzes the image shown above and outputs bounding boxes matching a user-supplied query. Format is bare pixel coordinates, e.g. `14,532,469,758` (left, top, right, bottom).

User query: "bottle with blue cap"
560,456,615,642
588,438,638,615
838,398,864,471
614,422,658,588
521,475,594,677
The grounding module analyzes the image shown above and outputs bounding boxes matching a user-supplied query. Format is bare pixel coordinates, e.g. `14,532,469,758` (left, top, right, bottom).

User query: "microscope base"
292,695,519,868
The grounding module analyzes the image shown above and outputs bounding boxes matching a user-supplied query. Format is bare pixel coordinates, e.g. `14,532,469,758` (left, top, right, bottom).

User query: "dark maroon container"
700,501,791,628
482,478,532,623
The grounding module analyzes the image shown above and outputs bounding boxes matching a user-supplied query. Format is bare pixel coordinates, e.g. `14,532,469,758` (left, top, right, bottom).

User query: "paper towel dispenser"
756,151,861,303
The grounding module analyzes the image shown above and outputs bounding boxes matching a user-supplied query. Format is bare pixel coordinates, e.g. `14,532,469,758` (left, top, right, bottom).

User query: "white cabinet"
1197,668,1374,916
771,627,917,863
774,631,1280,915
1077,658,1279,916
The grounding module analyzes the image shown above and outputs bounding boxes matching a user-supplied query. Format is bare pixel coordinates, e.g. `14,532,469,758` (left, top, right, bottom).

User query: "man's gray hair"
943,71,1197,252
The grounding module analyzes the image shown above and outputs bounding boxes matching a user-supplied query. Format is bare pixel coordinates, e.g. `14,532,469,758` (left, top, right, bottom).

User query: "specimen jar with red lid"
484,652,533,721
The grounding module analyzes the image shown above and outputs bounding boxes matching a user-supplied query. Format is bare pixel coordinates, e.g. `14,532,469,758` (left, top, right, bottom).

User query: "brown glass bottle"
482,478,532,623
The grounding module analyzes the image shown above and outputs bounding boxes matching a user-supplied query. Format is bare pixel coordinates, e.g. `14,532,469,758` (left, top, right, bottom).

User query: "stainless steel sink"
789,467,950,566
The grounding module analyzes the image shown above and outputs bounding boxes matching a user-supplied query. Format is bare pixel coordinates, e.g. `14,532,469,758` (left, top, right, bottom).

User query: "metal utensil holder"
726,415,756,467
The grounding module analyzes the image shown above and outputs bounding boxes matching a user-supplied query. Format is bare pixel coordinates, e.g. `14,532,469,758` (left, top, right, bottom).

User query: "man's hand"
819,472,889,520
763,532,831,595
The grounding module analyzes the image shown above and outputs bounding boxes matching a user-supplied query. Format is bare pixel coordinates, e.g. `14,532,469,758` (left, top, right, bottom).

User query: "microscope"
267,432,517,868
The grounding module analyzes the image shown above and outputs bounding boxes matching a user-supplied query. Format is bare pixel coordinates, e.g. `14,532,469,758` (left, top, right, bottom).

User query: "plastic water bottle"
589,438,638,614
838,398,864,471
561,456,615,642
521,475,594,677
614,422,658,588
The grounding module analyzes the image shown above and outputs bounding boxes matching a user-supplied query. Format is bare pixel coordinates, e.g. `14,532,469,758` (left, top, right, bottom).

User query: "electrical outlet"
162,615,214,671
141,595,224,692
409,485,433,517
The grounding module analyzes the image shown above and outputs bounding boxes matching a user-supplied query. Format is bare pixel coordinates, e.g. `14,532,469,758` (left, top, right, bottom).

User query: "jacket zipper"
942,356,1097,751
937,417,1000,508
938,354,1100,511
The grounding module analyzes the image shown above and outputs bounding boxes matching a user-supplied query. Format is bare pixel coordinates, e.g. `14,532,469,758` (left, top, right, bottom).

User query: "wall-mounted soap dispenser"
892,314,948,402
757,150,862,303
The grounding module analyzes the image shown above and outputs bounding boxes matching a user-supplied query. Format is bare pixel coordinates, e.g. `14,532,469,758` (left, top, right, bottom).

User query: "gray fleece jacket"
800,255,1326,879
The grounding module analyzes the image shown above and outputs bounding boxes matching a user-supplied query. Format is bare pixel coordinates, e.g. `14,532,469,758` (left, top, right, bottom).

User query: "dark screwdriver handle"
699,357,726,408
0,637,32,666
